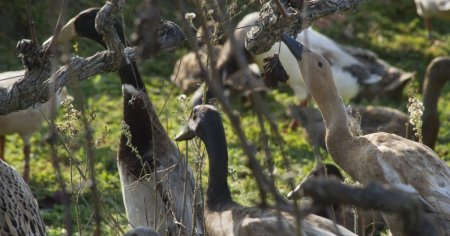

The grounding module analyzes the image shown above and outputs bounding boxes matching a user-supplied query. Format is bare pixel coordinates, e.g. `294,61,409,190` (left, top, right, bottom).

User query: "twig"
72,78,102,235
43,0,69,56
245,0,365,54
301,178,439,236
25,0,38,46
186,0,293,211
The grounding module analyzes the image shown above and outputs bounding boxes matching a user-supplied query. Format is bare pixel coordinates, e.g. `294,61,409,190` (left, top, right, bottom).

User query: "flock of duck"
0,2,450,236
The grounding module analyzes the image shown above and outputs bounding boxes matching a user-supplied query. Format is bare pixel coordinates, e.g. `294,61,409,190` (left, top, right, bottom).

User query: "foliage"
0,0,449,235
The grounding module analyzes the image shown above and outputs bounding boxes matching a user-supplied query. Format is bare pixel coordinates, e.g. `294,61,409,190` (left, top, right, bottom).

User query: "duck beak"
281,32,304,60
175,125,196,141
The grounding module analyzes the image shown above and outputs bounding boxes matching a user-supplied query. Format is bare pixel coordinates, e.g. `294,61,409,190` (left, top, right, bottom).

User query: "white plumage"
237,12,411,102
415,0,450,18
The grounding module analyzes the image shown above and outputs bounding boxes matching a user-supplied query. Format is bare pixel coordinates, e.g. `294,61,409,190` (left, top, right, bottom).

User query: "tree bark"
301,178,439,236
245,0,365,54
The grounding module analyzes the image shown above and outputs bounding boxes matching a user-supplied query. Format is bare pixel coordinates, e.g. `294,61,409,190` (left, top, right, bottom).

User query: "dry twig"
245,0,365,54
301,178,439,236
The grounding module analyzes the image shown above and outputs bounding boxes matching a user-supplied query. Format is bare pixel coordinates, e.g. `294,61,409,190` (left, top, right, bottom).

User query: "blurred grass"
0,0,449,235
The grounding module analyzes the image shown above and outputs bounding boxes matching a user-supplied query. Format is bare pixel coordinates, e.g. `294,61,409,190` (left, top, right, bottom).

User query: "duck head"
280,32,305,60
175,105,221,141
156,20,185,54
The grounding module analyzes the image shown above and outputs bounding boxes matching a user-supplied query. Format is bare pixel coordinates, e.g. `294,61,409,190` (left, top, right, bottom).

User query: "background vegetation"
0,0,449,235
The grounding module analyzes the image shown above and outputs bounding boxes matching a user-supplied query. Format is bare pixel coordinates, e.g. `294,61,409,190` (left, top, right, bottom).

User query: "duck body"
176,105,357,236
415,0,450,19
281,33,450,235
254,27,365,101
414,0,450,38
334,133,450,235
0,160,46,235
170,46,222,93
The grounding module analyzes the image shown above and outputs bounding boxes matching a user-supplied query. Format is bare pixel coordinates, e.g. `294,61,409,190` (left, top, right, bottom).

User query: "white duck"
0,69,69,182
281,32,450,235
235,12,413,103
414,0,450,38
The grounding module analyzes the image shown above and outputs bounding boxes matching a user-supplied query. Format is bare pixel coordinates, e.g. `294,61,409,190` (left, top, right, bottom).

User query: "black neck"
74,8,145,89
197,115,233,209
74,8,153,175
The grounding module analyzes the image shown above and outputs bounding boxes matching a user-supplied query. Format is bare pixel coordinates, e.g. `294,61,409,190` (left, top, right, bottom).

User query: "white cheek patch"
122,84,142,96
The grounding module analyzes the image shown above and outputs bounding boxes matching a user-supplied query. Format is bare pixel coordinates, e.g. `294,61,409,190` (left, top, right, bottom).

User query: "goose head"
175,105,221,142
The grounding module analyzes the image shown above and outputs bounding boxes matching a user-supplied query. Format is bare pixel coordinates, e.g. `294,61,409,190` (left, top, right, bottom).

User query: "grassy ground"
1,0,449,235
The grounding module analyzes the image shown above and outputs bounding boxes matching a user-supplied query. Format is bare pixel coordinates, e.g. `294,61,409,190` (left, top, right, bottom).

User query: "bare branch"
0,0,132,115
245,0,365,54
301,178,439,236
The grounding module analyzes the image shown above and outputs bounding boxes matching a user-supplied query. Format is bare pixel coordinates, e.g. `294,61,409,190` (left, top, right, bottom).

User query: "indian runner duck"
175,104,357,236
281,32,450,235
288,56,450,151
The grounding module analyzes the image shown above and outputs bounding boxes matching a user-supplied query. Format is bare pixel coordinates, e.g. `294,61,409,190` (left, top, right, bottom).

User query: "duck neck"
303,63,355,168
73,9,156,175
421,58,449,149
198,118,232,210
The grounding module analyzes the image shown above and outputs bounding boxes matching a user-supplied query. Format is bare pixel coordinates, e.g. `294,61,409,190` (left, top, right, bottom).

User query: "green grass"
1,0,450,235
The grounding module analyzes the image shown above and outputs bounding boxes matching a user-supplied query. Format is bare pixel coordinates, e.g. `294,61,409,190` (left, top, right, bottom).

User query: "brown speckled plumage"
0,160,46,235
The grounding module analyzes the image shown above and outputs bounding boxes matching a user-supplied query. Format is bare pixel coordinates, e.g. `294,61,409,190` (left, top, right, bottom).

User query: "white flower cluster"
185,12,196,21
407,96,424,142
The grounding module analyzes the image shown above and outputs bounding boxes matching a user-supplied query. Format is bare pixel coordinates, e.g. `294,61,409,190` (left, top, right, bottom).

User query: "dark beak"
281,32,304,60
175,125,196,141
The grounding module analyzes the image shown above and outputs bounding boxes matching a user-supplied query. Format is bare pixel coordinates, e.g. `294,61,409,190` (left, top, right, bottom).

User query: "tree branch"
301,178,439,236
0,0,131,115
245,0,365,54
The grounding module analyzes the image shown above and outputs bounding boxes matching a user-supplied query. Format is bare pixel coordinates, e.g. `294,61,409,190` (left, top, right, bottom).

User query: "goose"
288,56,450,151
0,159,46,235
51,8,203,235
0,69,69,182
233,12,413,103
175,104,357,236
281,32,450,235
414,0,450,38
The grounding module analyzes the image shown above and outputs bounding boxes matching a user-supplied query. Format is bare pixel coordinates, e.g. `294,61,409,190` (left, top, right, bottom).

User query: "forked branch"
246,0,365,54
301,178,439,236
